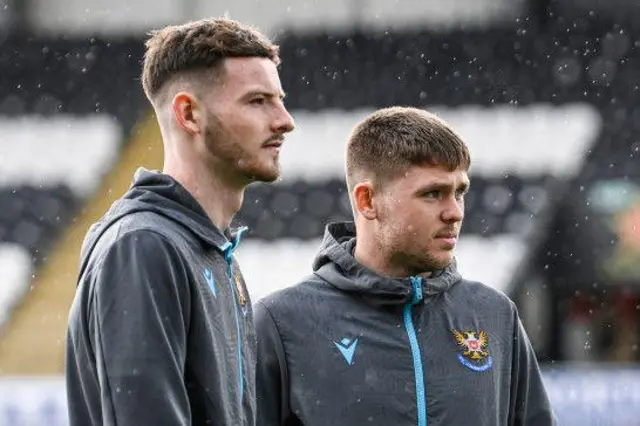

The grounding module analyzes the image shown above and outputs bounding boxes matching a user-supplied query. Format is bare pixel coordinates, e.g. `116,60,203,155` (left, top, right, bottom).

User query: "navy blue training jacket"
66,168,256,425
255,222,556,426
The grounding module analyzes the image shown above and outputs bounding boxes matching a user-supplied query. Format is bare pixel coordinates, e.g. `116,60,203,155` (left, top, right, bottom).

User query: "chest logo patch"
334,337,359,366
203,267,217,297
453,329,493,372
233,267,249,316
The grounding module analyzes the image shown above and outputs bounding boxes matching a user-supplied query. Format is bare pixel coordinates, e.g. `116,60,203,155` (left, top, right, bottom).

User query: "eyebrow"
416,180,470,194
245,89,287,100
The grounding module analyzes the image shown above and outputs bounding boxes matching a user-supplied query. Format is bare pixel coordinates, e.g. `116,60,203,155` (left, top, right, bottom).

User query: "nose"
271,104,295,134
441,198,464,223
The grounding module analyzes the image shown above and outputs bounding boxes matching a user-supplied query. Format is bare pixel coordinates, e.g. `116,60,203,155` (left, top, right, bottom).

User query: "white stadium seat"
0,115,122,197
0,244,33,329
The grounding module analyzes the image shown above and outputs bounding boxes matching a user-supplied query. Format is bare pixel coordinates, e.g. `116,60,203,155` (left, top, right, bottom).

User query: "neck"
164,159,245,231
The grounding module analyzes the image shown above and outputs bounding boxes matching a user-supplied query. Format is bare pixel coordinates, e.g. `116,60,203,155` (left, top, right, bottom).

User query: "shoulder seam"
94,227,181,264
255,300,292,422
256,300,286,349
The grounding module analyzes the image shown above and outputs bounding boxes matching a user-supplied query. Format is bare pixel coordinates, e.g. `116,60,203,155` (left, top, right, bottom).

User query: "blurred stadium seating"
1,0,640,424
0,245,31,330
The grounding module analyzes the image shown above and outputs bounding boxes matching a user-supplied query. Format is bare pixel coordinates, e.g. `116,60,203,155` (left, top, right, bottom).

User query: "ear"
353,181,378,220
172,91,203,136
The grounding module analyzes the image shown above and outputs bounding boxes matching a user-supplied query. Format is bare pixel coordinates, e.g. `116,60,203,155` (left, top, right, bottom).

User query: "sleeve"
254,300,298,426
90,230,192,426
509,311,557,426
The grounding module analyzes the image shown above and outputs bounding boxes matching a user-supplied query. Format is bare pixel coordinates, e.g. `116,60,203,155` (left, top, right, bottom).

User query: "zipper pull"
410,276,423,304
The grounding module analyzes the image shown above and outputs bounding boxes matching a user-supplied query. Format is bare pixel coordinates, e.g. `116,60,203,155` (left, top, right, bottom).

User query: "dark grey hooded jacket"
255,222,555,426
65,168,256,426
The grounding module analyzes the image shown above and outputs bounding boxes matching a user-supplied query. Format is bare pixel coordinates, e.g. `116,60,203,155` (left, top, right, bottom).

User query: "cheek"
397,207,439,243
223,121,249,140
217,109,258,136
383,212,416,241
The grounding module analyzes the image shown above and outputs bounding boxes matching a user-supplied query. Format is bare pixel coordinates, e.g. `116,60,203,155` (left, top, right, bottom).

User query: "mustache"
262,134,285,146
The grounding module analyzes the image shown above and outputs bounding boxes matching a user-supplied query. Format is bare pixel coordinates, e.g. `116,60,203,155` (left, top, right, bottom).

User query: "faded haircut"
141,18,280,103
345,106,471,193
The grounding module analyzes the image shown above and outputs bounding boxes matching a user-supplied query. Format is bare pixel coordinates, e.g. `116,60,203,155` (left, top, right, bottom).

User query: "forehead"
390,164,469,191
216,57,283,94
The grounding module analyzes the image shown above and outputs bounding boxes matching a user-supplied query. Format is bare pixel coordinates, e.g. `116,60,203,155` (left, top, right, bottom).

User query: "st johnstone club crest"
452,329,493,372
233,267,249,315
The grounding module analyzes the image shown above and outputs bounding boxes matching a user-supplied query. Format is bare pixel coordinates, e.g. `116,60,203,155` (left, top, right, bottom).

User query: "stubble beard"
383,228,453,276
204,116,281,184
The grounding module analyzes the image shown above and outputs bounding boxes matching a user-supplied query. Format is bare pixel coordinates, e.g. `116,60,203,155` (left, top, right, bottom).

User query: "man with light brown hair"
255,106,555,425
65,18,294,426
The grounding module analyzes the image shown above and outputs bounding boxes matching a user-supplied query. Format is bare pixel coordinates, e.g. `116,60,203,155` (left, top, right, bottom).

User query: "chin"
409,254,452,275
430,254,454,270
246,166,280,183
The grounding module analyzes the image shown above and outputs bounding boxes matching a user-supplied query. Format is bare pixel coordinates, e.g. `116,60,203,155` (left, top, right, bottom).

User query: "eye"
250,97,266,105
423,191,441,199
455,189,468,200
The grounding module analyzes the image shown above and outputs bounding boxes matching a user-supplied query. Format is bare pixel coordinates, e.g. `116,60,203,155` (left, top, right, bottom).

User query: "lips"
435,232,458,239
263,137,284,148
263,141,282,148
435,231,458,246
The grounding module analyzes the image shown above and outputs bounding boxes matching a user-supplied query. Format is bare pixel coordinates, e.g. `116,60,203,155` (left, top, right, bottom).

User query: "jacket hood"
79,168,241,276
312,222,461,307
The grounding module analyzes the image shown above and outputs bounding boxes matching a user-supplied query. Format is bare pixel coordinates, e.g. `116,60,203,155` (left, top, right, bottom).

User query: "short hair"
141,18,280,102
346,106,471,192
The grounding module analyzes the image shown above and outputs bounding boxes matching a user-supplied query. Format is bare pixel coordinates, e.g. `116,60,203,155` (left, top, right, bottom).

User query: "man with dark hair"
255,107,555,425
65,18,294,426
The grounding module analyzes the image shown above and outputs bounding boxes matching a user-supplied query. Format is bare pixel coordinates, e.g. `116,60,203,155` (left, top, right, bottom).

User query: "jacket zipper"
404,276,426,426
221,226,248,404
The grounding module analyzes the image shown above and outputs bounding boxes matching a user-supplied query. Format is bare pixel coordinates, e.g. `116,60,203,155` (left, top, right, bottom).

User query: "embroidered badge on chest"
233,267,248,313
452,329,493,372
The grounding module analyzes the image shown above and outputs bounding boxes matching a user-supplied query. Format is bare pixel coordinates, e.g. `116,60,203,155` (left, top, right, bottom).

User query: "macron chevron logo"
334,337,359,366
203,268,216,297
